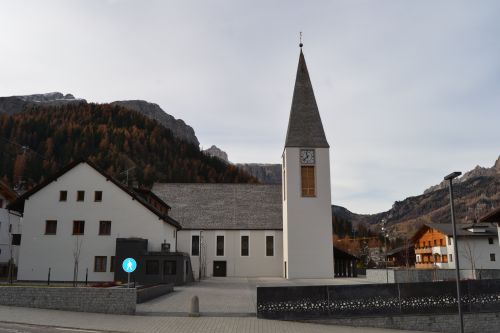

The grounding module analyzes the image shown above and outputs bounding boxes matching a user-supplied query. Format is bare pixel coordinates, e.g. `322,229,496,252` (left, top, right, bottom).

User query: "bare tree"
462,239,481,279
200,238,207,279
72,236,83,286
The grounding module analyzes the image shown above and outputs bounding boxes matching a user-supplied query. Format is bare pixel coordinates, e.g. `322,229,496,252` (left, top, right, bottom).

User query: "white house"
11,160,180,282
0,181,21,276
414,223,500,272
480,207,500,243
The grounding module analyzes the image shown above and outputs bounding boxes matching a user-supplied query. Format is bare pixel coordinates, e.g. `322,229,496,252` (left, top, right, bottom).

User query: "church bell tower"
282,44,334,279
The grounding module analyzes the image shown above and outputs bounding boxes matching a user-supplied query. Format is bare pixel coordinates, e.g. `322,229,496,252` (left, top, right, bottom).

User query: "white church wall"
177,230,283,278
17,163,177,282
283,147,334,278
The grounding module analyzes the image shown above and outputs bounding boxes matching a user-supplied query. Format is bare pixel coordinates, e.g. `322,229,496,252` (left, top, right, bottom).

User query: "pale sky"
1,0,499,214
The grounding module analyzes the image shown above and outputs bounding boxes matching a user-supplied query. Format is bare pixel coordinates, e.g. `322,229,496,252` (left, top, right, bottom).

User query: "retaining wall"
0,286,136,314
137,283,173,304
307,312,500,333
257,279,500,320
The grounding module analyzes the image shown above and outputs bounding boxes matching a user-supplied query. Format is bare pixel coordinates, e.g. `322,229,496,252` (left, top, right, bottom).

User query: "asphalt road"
0,322,116,333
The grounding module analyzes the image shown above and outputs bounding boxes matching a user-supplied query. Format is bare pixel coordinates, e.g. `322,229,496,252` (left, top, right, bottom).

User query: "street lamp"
380,218,389,283
444,171,463,333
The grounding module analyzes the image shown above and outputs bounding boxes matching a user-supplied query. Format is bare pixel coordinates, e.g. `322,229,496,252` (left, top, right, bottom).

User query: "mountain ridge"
333,155,500,238
0,92,199,146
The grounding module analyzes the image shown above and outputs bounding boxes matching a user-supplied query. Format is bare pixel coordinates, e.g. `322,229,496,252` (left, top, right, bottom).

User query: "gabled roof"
8,159,181,229
386,245,414,256
0,181,17,203
152,183,282,230
412,223,497,242
479,207,500,223
285,49,329,148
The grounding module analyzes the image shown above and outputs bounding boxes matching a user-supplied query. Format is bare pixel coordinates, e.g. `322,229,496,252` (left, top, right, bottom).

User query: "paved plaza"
136,276,374,315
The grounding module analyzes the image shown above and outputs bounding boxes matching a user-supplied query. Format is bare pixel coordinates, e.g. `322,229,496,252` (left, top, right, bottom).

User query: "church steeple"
284,49,329,148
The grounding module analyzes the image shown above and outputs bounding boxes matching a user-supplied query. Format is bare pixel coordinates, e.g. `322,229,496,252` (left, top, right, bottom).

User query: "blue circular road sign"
122,258,137,273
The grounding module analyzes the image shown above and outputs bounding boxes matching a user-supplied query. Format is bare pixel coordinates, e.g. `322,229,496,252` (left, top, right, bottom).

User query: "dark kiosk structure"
114,238,193,286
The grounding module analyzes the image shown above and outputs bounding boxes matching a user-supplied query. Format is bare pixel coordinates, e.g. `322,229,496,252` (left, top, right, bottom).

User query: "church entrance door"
213,261,226,277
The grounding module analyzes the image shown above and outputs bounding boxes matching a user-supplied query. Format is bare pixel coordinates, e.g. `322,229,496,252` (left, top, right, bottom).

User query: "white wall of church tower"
283,147,334,279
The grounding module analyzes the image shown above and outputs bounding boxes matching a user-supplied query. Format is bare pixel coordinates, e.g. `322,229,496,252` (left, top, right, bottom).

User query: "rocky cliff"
424,156,500,194
202,145,282,184
0,92,86,115
110,100,199,146
202,145,229,162
236,163,282,185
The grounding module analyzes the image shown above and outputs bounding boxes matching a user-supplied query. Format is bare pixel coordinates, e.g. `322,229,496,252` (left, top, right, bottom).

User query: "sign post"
122,258,137,288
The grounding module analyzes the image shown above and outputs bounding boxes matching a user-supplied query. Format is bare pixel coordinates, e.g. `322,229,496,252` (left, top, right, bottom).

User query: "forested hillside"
0,103,256,189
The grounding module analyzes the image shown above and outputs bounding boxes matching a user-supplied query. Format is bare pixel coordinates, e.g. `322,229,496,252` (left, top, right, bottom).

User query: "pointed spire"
284,48,329,148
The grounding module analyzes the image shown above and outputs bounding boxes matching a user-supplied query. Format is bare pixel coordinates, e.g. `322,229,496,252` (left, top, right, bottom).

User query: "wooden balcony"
415,247,432,254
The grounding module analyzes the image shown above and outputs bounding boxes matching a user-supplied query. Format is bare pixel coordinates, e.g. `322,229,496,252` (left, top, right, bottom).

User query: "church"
10,46,335,283
157,45,334,279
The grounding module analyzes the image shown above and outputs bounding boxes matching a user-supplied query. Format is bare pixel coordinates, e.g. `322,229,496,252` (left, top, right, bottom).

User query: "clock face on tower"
300,149,315,165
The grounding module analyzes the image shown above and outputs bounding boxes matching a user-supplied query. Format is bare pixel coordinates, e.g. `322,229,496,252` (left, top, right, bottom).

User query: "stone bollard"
189,295,200,317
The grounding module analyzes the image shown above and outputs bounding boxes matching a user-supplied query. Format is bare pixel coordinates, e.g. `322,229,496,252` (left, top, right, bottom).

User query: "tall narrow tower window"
301,166,315,197
300,149,316,197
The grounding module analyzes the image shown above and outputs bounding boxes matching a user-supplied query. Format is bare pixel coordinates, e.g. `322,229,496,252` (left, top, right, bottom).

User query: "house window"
164,260,176,275
11,234,21,245
266,235,274,256
216,235,224,256
449,254,453,262
94,256,107,272
110,256,115,272
191,235,200,256
491,254,496,262
0,198,3,208
77,191,85,201
94,191,103,202
434,240,437,246
448,237,452,245
59,191,67,201
8,224,12,232
440,239,443,246
99,221,111,235
146,260,159,275
301,166,315,197
489,238,494,245
73,220,85,235
241,235,249,256
45,220,57,235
